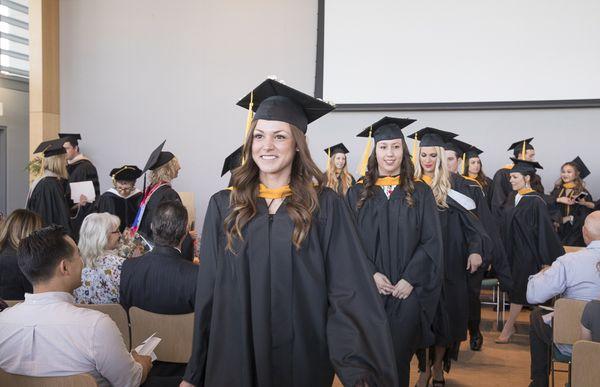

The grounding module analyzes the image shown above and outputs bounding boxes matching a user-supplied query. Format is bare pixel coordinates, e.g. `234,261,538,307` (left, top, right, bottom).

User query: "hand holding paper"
70,181,96,204
134,332,161,362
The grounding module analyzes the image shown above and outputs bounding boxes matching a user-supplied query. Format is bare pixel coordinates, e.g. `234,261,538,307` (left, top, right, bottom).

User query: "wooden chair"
571,340,600,387
0,369,97,387
551,298,588,386
128,307,194,363
77,303,131,350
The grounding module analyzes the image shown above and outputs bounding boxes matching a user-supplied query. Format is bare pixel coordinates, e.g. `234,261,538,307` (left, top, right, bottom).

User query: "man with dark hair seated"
120,200,198,315
0,226,152,387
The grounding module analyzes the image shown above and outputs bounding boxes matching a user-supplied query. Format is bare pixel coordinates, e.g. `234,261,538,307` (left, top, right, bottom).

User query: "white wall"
59,0,600,228
0,78,29,214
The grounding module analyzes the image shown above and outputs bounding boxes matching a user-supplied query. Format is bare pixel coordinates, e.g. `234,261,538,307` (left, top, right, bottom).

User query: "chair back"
553,298,588,345
572,340,600,387
129,307,194,363
77,303,130,350
0,369,97,387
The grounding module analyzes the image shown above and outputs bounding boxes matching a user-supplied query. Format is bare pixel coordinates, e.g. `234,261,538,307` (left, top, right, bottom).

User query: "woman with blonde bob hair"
73,213,125,304
410,128,488,387
323,143,355,196
182,79,397,387
0,209,43,299
26,138,72,235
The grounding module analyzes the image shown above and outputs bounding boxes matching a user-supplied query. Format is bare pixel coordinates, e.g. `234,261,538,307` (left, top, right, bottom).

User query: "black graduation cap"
571,156,591,179
58,133,81,146
142,140,175,173
464,145,484,160
33,138,67,157
507,137,534,158
237,79,335,133
407,127,457,147
110,165,143,181
324,143,349,156
444,138,472,156
221,146,243,177
356,117,417,142
510,157,543,174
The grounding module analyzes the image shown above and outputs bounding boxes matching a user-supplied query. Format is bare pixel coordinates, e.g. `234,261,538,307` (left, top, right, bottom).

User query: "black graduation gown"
96,190,143,232
548,187,593,247
334,174,356,196
26,176,72,235
138,185,180,241
67,159,100,240
490,167,513,225
184,188,398,387
346,182,443,363
502,192,565,304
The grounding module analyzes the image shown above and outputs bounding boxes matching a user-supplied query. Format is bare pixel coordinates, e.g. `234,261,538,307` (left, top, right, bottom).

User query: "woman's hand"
576,199,595,209
466,253,483,273
179,381,195,387
189,230,199,240
562,216,574,224
79,194,89,206
373,273,395,295
392,279,414,299
556,197,575,205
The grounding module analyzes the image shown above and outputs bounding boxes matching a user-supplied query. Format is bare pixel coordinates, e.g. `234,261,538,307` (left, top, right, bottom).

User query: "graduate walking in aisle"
26,139,73,235
548,157,595,247
462,147,493,206
96,165,143,232
496,158,565,343
409,129,490,387
346,118,443,387
323,143,355,196
60,133,100,241
182,79,398,387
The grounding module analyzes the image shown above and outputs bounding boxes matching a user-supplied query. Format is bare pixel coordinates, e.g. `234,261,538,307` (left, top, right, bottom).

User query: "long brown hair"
554,161,585,195
225,121,324,252
325,154,353,195
462,155,490,189
0,209,43,251
357,139,415,209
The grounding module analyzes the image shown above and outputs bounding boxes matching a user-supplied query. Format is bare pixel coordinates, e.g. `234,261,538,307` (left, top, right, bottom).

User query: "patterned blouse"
73,253,125,304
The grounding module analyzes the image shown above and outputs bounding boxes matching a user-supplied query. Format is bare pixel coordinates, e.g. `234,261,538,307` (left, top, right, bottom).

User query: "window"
0,0,28,79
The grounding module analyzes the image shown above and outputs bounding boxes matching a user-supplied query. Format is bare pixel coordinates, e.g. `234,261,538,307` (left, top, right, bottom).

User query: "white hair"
78,213,120,268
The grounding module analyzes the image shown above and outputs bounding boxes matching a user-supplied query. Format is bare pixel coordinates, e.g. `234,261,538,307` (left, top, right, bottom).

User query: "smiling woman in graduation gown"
346,118,443,387
96,165,143,232
497,158,564,343
548,157,594,247
182,80,397,387
26,139,72,235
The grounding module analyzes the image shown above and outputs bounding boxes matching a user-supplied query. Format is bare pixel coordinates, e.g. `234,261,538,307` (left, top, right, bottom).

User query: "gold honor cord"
521,140,526,160
411,133,418,165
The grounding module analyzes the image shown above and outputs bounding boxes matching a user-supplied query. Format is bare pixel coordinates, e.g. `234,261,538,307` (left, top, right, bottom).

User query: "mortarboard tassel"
521,140,526,160
241,91,254,166
357,127,373,177
411,133,418,166
461,152,466,175
327,147,332,173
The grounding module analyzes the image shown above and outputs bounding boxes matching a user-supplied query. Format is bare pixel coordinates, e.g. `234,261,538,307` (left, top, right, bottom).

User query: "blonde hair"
149,157,179,185
414,146,451,208
325,154,354,195
43,154,68,179
78,213,120,268
0,209,43,251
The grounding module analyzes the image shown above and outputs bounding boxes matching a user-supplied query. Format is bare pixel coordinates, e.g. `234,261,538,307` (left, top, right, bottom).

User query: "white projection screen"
318,0,600,109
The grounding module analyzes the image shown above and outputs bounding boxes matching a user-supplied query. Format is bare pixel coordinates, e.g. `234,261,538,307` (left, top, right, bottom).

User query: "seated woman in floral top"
74,213,125,304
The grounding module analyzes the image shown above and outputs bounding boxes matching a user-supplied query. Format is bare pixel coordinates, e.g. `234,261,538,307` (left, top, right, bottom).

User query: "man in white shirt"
526,211,600,387
0,225,152,387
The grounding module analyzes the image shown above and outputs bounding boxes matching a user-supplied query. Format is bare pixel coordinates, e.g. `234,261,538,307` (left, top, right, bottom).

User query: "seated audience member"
526,211,600,387
581,295,600,342
74,213,125,304
120,200,198,314
0,209,42,300
0,226,152,387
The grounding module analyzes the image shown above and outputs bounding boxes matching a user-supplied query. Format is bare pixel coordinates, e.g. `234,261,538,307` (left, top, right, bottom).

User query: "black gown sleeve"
320,192,398,387
533,196,565,265
490,169,510,221
183,194,221,385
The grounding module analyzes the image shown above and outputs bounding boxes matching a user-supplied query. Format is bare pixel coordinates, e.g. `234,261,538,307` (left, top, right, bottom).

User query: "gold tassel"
521,140,526,160
242,91,254,165
327,147,332,173
357,127,373,176
461,152,466,175
411,133,418,165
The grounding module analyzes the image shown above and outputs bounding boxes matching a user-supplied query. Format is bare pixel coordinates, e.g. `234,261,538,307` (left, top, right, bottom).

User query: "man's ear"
58,259,70,276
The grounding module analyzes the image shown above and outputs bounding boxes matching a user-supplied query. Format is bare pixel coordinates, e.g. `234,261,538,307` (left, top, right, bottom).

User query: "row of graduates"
25,78,567,386
25,135,196,258
179,79,566,387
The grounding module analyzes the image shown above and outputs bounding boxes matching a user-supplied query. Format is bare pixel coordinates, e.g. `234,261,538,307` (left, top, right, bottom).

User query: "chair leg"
567,361,571,387
495,285,500,330
551,359,554,387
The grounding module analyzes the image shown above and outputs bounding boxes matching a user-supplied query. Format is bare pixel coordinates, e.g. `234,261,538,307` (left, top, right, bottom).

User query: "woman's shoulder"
99,252,126,267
